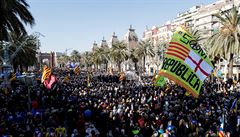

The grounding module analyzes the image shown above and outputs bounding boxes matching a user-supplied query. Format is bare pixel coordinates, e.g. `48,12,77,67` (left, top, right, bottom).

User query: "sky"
26,0,216,53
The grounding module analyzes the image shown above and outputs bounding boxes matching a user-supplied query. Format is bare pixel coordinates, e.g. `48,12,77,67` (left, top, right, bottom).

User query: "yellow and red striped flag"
74,66,80,75
9,73,16,81
41,66,51,83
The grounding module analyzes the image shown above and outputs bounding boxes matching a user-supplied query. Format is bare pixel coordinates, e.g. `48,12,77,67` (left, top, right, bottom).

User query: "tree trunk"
105,62,108,72
228,53,234,79
87,64,89,72
134,61,138,71
96,60,99,70
143,56,146,72
20,64,23,74
13,64,17,73
118,62,121,72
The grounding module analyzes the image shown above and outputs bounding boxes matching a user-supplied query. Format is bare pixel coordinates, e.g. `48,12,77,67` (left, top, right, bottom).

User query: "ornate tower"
124,25,138,50
109,32,119,48
92,41,98,52
100,37,108,48
123,25,138,71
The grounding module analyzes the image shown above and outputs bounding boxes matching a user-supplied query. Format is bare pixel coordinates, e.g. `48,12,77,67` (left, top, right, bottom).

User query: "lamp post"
1,41,12,88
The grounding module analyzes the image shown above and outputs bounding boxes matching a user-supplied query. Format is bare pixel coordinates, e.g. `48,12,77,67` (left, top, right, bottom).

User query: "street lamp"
1,41,12,88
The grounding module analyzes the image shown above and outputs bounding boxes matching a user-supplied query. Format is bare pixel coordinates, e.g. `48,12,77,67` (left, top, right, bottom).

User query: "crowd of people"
0,69,239,137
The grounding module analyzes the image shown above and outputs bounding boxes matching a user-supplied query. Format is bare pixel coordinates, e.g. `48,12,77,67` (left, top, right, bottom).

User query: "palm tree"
92,47,110,71
136,39,155,72
3,33,40,72
58,54,70,67
110,41,128,72
70,50,81,63
0,0,35,41
82,51,93,71
129,49,139,71
189,28,206,44
101,46,110,71
155,41,167,69
92,47,102,70
207,6,240,78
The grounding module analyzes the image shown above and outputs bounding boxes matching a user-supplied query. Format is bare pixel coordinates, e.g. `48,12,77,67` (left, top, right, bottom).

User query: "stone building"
37,52,57,68
123,25,138,71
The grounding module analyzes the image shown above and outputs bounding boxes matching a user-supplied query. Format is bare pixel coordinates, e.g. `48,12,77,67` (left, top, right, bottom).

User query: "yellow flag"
74,66,80,75
64,76,70,83
41,66,51,83
9,73,16,81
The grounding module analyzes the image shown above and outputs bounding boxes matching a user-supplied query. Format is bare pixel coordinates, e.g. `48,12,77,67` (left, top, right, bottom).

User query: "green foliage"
136,39,155,70
81,51,93,69
0,0,35,41
207,6,240,77
70,50,81,62
1,33,40,69
208,6,240,59
110,41,128,71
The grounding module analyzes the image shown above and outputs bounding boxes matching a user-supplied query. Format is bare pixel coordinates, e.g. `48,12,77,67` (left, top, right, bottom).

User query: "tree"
136,39,155,71
207,6,240,78
92,47,110,71
0,33,40,72
129,49,138,71
0,0,35,41
57,54,70,67
102,46,110,71
81,51,93,71
110,41,128,72
70,50,81,62
189,28,206,44
92,47,102,70
155,41,167,69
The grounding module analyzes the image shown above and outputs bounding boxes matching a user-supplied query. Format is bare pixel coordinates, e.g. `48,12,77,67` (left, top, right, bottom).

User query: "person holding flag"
40,66,57,90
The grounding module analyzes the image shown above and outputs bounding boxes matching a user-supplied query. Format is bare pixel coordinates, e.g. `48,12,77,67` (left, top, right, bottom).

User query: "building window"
150,67,154,73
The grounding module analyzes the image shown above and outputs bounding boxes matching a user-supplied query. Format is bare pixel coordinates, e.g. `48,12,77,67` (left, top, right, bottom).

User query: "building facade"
37,52,57,68
141,0,240,76
123,25,138,71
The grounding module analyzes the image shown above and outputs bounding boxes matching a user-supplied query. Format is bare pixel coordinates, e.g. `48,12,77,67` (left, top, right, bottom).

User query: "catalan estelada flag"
74,66,80,75
159,27,214,97
63,75,70,83
9,73,16,81
119,72,125,81
41,66,51,83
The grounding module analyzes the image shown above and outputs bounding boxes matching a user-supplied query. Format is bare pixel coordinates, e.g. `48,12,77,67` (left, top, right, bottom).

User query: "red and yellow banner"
41,66,51,83
74,66,80,75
